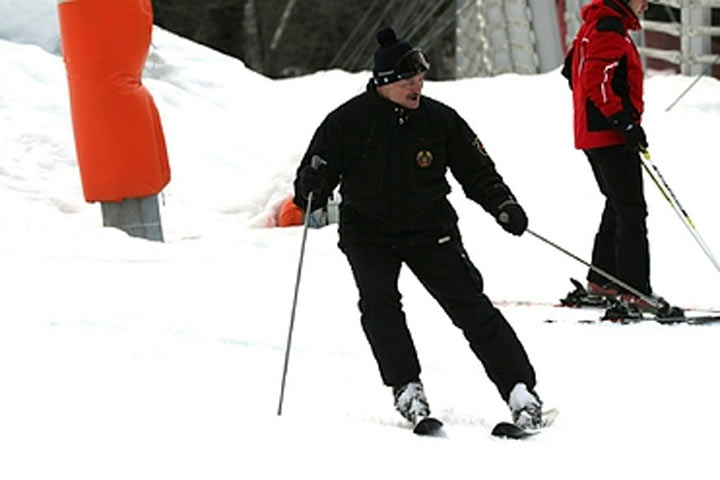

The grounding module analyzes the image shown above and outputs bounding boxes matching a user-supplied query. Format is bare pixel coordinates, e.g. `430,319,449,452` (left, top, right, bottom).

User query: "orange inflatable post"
58,0,170,240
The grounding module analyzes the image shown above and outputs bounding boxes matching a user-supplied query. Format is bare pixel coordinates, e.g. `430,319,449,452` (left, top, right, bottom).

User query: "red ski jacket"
563,0,644,150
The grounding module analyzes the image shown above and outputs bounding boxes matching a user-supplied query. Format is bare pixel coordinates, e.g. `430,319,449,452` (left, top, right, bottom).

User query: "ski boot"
508,383,543,430
393,380,431,424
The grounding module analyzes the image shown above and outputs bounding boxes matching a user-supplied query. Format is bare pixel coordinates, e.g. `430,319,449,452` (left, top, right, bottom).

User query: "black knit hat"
372,27,429,85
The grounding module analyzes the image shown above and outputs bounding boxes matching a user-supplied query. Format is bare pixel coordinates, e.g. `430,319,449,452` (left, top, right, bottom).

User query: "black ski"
491,408,558,439
640,314,720,325
491,422,537,439
547,313,720,325
413,416,444,436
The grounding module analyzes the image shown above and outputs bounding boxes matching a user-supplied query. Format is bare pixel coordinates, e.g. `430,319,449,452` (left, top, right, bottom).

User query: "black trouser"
341,239,536,401
585,145,651,294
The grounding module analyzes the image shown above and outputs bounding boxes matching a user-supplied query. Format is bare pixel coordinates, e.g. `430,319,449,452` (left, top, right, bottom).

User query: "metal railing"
565,0,719,76
639,0,720,74
455,0,717,78
456,0,558,77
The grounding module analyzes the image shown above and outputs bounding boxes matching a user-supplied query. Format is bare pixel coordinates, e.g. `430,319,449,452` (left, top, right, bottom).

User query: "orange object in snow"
277,197,305,227
58,0,170,202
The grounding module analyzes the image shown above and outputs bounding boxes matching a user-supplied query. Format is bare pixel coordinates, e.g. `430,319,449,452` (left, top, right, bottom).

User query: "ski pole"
277,155,326,416
525,228,667,312
639,148,720,273
665,54,720,112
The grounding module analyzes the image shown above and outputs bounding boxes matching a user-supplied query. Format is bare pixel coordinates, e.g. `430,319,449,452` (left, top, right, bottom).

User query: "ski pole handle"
640,146,650,160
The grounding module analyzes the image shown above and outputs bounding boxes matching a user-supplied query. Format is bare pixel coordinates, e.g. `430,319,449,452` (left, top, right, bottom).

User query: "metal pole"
640,149,720,273
277,191,314,416
277,155,326,416
525,228,667,311
665,54,720,112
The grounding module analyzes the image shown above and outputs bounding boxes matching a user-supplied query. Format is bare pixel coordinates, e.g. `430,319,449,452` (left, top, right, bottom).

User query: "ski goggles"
395,49,430,79
374,48,430,85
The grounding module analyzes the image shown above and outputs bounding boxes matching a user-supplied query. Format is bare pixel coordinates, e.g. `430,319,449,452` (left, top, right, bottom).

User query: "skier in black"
293,27,543,429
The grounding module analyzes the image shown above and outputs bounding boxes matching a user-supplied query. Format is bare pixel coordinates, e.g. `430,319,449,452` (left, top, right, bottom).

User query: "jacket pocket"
343,141,384,196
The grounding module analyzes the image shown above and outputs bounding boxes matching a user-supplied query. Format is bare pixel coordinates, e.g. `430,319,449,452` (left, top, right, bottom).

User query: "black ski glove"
608,111,648,152
496,200,528,236
297,164,328,200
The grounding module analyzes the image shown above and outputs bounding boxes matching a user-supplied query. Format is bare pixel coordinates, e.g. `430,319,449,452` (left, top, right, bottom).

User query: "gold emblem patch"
416,150,433,168
472,137,488,157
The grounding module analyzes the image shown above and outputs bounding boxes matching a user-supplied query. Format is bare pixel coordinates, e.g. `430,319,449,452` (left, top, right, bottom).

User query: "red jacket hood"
581,0,642,31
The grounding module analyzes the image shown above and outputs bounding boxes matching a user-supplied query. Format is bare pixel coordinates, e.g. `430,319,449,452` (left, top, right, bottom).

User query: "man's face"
628,0,648,16
377,72,425,110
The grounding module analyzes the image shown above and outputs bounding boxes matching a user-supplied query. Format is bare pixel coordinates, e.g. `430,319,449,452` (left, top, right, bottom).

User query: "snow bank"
0,0,62,54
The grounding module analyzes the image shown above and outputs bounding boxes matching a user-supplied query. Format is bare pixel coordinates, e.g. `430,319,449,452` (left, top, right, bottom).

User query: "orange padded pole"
58,0,170,202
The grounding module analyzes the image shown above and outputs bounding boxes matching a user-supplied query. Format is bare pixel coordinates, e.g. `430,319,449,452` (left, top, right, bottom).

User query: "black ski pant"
585,145,651,294
341,239,536,401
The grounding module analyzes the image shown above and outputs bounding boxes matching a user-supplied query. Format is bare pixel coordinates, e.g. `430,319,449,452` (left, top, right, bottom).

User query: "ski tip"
413,416,444,436
543,408,559,428
491,422,536,439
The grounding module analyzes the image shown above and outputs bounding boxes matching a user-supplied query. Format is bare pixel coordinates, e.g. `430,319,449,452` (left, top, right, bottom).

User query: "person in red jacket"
562,0,654,304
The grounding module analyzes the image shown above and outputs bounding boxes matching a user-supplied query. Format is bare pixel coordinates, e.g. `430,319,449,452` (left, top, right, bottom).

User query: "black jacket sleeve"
445,111,517,215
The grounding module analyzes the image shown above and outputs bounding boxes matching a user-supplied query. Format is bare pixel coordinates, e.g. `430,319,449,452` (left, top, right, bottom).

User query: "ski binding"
491,408,558,439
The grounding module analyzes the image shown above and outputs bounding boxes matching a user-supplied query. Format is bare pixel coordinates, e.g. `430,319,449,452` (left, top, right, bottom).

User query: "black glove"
496,200,528,236
608,111,648,152
297,165,327,200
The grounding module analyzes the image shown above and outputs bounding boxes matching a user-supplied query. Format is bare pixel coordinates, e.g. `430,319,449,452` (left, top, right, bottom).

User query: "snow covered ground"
2,7,720,479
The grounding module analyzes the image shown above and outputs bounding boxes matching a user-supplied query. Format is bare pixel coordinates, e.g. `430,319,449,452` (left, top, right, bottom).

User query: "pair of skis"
559,278,720,325
412,408,558,439
526,227,720,325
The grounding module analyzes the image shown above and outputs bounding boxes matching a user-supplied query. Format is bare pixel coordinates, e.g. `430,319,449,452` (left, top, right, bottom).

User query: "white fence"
565,0,719,75
455,0,563,77
456,0,719,77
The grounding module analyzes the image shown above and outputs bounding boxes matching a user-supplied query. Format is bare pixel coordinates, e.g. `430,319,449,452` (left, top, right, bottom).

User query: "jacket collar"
365,79,416,125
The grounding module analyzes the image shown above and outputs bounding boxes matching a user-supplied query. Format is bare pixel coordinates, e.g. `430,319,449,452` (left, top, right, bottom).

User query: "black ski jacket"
294,81,517,247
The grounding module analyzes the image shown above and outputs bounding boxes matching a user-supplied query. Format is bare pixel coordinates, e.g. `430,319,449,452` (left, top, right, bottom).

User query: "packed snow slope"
2,15,720,480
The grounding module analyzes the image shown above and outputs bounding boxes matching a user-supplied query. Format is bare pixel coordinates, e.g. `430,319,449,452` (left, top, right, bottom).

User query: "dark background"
150,1,719,80
150,0,457,80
